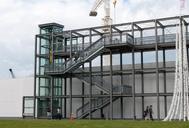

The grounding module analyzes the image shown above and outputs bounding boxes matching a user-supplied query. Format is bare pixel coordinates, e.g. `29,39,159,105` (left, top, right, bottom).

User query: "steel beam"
91,28,103,35
112,26,122,33
134,23,143,31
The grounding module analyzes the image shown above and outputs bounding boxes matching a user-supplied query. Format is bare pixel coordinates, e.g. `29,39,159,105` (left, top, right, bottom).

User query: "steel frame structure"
22,15,189,120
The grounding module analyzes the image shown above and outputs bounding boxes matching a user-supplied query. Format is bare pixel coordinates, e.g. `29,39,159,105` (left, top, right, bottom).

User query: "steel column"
186,24,188,65
132,23,136,119
89,29,92,119
155,20,160,120
22,97,25,118
110,50,113,120
89,62,92,119
120,32,122,42
141,51,144,119
50,77,54,119
70,31,72,59
140,29,144,119
140,30,143,45
33,35,37,118
163,49,167,117
82,36,85,116
120,52,123,119
162,28,167,117
100,54,104,118
64,77,67,118
69,77,72,118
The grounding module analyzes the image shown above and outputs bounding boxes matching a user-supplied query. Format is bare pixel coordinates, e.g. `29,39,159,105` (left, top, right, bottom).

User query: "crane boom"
90,0,104,16
90,0,112,29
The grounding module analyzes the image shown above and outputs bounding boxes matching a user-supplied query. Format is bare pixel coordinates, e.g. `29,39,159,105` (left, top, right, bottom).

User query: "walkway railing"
134,32,189,45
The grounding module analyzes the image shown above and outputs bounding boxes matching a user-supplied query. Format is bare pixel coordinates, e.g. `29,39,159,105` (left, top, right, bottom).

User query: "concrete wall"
0,77,33,117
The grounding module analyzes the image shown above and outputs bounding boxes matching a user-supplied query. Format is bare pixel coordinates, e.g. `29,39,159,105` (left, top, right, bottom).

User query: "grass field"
0,119,189,128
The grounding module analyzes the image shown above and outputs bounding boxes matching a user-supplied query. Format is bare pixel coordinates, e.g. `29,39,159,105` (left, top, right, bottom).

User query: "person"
56,107,62,120
70,113,75,121
149,105,153,121
101,113,105,119
74,52,79,62
47,108,51,119
144,106,150,120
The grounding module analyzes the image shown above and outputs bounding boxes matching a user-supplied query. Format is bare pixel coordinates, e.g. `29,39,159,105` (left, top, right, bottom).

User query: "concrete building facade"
0,77,33,117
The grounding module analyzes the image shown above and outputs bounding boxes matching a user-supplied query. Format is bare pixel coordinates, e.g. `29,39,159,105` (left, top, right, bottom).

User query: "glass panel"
24,108,34,113
40,67,44,75
41,47,49,54
40,78,50,87
40,58,48,66
112,54,120,65
24,99,34,107
135,52,141,64
38,98,50,117
123,53,132,64
54,78,62,96
158,50,163,62
40,87,50,96
165,49,175,62
23,97,34,116
54,87,62,96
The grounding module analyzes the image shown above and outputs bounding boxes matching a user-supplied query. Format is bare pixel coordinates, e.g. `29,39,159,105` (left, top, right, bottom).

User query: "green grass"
0,120,189,128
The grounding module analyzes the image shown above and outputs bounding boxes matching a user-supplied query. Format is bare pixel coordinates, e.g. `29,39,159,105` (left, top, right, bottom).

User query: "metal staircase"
45,33,134,75
74,68,110,94
44,33,133,119
45,37,105,75
74,68,132,119
76,97,116,119
76,84,132,119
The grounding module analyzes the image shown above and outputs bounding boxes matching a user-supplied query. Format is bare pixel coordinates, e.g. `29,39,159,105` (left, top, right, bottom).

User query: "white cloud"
0,0,188,78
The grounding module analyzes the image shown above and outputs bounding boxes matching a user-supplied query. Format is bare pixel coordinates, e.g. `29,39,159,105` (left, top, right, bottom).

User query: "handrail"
45,37,104,73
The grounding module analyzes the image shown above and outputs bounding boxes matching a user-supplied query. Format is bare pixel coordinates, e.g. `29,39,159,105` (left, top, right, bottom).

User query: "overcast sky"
0,0,188,79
